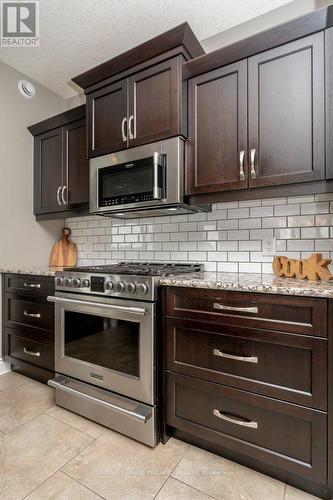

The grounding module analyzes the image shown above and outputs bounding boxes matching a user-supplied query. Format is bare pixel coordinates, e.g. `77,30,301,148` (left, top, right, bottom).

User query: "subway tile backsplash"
65,193,333,274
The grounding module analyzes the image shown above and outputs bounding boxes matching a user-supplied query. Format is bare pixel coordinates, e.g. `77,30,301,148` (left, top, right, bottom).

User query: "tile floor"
0,371,322,500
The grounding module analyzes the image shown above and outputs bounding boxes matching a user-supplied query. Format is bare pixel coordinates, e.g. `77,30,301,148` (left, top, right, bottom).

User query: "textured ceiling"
0,0,293,98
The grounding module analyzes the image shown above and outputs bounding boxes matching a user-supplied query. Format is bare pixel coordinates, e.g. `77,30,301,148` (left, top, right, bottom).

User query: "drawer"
4,274,54,297
166,318,327,409
4,294,54,332
165,288,327,337
6,331,54,371
166,372,327,483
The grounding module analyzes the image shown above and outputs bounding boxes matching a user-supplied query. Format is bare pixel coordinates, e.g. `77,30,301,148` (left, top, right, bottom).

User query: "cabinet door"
34,128,63,215
186,60,248,195
63,119,89,208
128,58,182,147
87,80,127,157
248,33,325,187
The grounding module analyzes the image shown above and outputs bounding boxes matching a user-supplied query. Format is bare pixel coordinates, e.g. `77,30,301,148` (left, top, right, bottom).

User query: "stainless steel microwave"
89,137,210,218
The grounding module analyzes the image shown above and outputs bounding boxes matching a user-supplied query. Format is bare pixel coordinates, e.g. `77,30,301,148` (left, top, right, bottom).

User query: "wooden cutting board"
49,228,77,267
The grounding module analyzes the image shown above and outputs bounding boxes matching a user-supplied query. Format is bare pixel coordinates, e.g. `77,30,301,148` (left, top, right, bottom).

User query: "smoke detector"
18,79,36,99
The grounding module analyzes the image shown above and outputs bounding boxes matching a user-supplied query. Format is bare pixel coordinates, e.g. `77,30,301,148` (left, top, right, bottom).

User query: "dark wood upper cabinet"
28,105,88,219
128,57,183,148
64,118,89,207
87,80,127,157
186,60,248,195
87,57,185,157
73,24,204,157
34,128,63,215
248,32,325,188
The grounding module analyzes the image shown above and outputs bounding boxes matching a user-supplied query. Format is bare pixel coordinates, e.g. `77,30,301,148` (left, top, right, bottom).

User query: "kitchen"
1,0,333,499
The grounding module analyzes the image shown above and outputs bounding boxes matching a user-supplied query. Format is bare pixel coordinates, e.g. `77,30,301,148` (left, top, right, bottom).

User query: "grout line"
46,410,108,440
152,443,191,499
171,477,217,499
22,437,100,500
61,470,106,499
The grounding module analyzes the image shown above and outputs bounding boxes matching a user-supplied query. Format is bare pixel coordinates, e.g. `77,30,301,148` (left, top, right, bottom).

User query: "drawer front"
4,294,54,332
6,331,54,371
166,318,327,409
4,274,54,297
165,288,327,337
166,372,327,482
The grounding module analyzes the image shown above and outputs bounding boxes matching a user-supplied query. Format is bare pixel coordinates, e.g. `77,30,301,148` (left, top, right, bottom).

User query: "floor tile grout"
61,470,106,499
21,433,101,499
153,442,190,499
46,409,108,440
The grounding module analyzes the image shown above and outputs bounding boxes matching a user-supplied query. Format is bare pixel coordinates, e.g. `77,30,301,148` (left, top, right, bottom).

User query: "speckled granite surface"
0,266,62,277
159,272,333,298
2,268,333,298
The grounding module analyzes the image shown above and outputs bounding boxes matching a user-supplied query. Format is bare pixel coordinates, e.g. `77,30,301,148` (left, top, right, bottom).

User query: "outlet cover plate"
262,237,276,256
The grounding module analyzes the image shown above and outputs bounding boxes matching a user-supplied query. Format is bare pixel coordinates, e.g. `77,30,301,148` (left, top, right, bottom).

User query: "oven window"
64,311,139,377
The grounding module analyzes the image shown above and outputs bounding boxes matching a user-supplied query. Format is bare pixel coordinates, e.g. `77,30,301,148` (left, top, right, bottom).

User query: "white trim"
0,360,11,375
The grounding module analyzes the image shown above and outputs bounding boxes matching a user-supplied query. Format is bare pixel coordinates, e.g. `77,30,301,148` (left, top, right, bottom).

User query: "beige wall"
202,0,333,52
0,60,67,267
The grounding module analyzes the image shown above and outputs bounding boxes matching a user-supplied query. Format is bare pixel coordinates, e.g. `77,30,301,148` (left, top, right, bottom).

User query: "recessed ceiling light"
167,208,178,211
18,79,36,99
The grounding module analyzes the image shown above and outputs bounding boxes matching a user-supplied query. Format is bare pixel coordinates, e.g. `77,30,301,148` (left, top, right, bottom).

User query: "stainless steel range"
47,262,201,447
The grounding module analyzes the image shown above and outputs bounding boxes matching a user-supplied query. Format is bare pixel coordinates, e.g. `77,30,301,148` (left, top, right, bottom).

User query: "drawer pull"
23,347,41,357
213,303,258,314
23,311,41,318
24,283,41,289
213,348,258,364
213,409,258,429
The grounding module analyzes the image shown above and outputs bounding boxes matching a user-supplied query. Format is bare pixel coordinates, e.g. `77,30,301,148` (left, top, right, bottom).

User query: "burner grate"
64,262,202,277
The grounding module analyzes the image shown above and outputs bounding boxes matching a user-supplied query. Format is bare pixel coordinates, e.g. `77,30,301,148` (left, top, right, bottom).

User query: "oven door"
48,293,155,405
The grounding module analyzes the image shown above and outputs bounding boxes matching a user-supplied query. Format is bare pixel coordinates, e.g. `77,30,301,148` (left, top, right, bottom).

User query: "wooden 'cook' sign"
272,253,333,281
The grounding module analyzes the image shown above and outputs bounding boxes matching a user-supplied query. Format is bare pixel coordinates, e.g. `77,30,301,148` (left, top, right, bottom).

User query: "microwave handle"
153,152,164,200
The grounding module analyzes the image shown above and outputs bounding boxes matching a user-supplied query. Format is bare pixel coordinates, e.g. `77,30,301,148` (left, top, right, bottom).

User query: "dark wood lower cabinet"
2,274,55,384
163,287,333,499
166,372,327,483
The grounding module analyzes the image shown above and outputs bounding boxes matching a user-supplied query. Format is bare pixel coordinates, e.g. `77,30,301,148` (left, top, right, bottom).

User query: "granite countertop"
2,267,333,298
159,271,333,299
0,266,62,277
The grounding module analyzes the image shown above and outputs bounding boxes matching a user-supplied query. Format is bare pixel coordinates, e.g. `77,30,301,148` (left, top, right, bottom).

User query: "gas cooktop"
64,262,202,277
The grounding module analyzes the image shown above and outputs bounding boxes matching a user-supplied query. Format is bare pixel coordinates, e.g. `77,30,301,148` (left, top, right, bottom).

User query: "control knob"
137,282,149,295
72,278,81,288
114,281,125,293
105,281,114,291
55,277,63,287
63,278,71,287
82,279,90,288
124,282,136,294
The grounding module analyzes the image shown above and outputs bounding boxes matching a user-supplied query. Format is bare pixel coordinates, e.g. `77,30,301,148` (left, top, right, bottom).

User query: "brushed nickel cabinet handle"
24,283,41,289
213,303,258,314
121,117,127,142
213,348,258,364
128,114,135,140
24,347,41,357
213,409,258,429
250,148,257,179
239,150,245,181
61,185,67,205
24,311,41,318
56,186,62,205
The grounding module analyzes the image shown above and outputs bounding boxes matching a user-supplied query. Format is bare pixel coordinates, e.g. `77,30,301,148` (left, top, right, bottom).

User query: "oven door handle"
48,377,151,423
47,296,147,316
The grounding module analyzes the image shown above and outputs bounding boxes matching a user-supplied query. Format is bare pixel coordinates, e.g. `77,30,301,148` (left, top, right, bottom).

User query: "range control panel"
55,272,155,301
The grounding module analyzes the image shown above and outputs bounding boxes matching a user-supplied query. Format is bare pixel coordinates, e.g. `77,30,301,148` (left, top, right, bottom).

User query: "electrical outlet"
262,236,276,256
